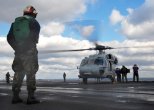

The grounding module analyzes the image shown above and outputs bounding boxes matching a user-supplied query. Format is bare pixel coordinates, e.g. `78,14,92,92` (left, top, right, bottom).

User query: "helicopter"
78,44,118,84
40,43,119,84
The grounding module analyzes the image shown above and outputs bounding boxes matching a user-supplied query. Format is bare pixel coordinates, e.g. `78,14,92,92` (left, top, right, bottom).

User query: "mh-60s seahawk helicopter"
41,43,119,84
78,44,118,84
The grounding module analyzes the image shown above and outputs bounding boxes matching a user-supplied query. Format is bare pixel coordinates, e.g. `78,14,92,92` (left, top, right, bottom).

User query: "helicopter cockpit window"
80,58,88,66
106,54,112,59
88,59,95,64
94,58,104,65
114,57,118,64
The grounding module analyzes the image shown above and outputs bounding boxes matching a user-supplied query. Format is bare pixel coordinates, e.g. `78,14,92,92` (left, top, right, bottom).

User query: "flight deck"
0,80,154,110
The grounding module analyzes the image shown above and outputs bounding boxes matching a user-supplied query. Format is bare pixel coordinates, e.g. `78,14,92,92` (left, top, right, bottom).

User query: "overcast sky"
1,0,154,80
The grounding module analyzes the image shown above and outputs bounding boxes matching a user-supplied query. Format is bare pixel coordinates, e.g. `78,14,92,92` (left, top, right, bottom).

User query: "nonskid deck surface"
0,80,154,110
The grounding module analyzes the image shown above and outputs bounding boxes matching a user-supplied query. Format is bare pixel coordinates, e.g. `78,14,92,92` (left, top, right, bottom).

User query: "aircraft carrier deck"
0,80,154,110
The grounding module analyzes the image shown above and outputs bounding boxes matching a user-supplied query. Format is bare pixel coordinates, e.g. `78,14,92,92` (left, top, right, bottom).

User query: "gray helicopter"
40,43,119,84
78,44,118,84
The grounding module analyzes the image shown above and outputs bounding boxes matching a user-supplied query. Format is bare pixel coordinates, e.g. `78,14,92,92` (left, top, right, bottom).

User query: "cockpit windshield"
80,58,88,66
94,58,104,65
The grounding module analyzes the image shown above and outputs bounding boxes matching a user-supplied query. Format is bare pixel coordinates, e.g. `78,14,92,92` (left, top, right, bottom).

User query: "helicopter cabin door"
106,54,113,71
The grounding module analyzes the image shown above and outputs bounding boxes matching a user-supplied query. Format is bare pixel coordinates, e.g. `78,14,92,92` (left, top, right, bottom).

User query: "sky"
1,0,154,80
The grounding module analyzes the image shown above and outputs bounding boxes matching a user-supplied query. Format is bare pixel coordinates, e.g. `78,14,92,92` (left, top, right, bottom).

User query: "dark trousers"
117,74,121,82
122,73,127,82
133,73,139,82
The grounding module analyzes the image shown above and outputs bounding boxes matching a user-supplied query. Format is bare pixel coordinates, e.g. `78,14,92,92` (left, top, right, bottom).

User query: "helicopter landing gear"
83,78,87,84
107,76,115,83
110,77,115,83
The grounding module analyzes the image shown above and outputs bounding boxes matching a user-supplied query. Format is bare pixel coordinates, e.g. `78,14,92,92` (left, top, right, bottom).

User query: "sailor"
7,5,40,104
133,64,139,82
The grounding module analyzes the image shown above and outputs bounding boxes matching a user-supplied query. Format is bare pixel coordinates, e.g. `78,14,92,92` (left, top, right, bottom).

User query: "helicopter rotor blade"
113,45,154,49
39,44,154,54
39,48,95,54
39,45,115,54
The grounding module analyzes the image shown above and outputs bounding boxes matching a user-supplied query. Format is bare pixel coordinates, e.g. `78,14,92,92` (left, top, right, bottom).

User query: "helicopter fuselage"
78,52,118,83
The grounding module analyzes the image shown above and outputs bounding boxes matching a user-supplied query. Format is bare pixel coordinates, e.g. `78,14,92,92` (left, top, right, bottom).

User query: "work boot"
27,96,40,104
27,91,40,104
12,94,23,104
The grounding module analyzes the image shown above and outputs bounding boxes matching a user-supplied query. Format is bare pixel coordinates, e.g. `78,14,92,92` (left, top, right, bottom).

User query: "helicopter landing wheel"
83,78,87,84
107,76,115,83
110,77,115,83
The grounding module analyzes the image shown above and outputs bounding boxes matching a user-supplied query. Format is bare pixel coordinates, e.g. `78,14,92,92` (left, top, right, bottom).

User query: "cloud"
127,0,154,25
120,20,154,41
0,0,88,23
81,25,95,37
126,8,134,14
0,36,14,56
110,0,154,41
109,9,124,25
41,22,65,37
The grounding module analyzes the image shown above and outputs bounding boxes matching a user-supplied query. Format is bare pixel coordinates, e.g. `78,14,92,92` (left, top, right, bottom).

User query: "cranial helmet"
23,5,37,17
